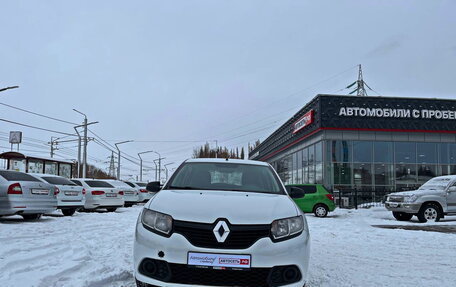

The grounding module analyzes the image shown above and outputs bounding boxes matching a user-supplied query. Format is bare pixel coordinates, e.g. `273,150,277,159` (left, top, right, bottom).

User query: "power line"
0,102,78,125
0,118,75,136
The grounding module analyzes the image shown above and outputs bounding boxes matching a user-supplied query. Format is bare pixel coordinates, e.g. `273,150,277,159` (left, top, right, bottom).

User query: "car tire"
62,209,76,216
106,208,117,212
313,204,329,218
417,203,441,223
22,214,42,220
392,212,413,221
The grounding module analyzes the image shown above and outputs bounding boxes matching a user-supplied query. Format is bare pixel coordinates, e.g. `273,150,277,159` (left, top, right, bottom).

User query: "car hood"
389,189,445,197
145,189,299,224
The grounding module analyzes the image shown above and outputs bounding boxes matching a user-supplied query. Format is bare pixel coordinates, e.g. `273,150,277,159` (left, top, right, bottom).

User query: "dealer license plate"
105,193,117,197
188,252,251,269
31,189,49,195
64,191,79,196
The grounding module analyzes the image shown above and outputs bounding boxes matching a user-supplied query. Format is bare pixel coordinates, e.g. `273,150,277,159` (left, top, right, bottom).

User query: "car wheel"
22,214,42,220
392,212,413,221
313,204,329,218
106,208,117,212
417,203,441,223
62,209,76,216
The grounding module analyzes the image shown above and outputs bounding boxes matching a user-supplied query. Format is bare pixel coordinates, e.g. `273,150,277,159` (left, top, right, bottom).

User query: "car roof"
185,158,269,166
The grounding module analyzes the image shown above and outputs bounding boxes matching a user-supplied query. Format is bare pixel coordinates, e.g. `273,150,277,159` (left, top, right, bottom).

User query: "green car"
285,184,336,217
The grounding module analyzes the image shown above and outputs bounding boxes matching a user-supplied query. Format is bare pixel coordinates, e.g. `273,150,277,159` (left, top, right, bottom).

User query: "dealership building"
249,94,456,193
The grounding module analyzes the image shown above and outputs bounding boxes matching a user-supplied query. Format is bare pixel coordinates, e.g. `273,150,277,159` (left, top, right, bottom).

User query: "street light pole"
164,162,174,181
152,159,158,181
73,109,98,178
0,86,19,93
74,126,82,177
150,151,164,183
138,150,154,181
115,140,133,180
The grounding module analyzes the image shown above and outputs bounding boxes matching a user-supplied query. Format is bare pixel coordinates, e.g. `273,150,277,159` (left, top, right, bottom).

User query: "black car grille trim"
173,219,271,249
169,263,271,287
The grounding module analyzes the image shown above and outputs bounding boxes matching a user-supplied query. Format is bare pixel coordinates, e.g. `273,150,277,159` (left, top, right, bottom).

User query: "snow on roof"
185,158,269,166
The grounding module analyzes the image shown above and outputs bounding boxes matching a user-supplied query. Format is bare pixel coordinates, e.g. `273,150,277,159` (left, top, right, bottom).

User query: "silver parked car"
0,170,57,220
124,181,155,203
385,175,456,222
102,179,139,207
30,173,85,216
71,178,124,212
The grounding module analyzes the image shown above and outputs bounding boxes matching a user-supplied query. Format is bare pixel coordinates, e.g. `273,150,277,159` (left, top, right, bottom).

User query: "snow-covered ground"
1,206,456,287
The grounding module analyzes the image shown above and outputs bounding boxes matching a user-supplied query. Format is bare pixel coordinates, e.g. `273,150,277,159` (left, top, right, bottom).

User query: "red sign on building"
293,110,314,134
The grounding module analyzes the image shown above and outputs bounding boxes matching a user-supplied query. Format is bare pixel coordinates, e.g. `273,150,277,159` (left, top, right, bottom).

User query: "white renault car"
71,178,124,212
134,159,310,287
30,173,85,216
0,170,57,220
124,181,155,202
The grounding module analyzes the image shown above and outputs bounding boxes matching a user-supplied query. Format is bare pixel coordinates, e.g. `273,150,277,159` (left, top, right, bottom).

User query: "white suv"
134,159,310,287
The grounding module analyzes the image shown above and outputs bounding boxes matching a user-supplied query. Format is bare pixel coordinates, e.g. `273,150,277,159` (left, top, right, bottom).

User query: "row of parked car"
0,169,156,220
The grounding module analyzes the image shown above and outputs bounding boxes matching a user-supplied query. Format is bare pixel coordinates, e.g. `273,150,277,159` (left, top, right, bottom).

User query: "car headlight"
404,194,418,203
271,216,304,241
141,208,173,236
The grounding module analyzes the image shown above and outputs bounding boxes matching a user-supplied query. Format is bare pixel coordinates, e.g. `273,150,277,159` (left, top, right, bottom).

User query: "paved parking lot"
1,206,456,287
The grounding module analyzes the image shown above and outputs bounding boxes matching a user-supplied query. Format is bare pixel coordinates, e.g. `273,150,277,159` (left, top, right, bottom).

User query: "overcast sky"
1,0,455,181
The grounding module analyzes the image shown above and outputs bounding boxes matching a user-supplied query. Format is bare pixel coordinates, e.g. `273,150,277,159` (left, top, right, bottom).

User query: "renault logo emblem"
213,221,230,243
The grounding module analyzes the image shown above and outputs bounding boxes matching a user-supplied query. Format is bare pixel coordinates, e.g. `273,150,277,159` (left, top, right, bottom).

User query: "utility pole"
49,137,58,158
73,109,98,178
115,140,133,180
214,140,218,158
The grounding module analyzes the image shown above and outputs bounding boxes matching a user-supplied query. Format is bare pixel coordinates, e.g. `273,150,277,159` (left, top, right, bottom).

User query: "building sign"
293,110,314,134
338,107,456,120
9,131,22,144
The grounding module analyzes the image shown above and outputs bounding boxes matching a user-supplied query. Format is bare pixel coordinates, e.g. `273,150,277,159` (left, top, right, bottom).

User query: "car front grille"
169,263,271,287
173,219,271,249
388,196,404,203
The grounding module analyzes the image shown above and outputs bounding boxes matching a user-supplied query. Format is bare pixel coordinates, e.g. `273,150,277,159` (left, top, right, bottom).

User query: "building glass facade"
271,140,456,192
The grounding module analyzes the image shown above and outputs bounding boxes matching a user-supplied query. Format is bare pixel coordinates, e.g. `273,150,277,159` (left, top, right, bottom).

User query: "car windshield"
85,180,114,188
166,162,284,194
419,178,452,190
42,176,77,186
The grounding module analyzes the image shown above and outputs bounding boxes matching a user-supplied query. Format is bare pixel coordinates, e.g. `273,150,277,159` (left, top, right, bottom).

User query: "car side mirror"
289,187,305,199
146,181,161,193
448,186,456,193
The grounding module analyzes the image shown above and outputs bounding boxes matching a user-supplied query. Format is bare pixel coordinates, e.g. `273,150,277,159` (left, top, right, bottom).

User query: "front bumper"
385,201,421,213
134,218,310,287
